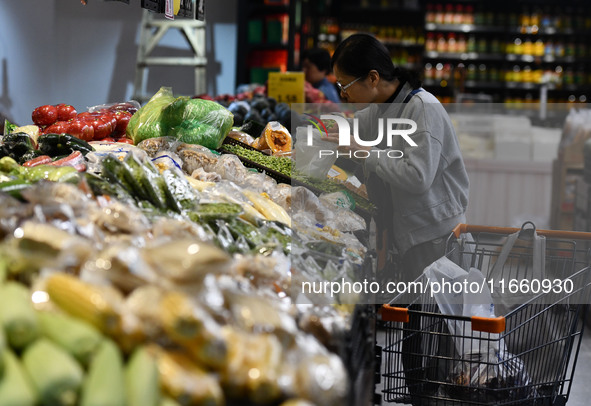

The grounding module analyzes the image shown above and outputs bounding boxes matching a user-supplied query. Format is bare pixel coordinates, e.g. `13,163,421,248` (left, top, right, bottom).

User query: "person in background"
328,33,470,403
301,48,341,103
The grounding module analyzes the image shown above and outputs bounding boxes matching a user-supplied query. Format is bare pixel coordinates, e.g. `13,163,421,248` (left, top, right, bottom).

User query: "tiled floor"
376,324,591,406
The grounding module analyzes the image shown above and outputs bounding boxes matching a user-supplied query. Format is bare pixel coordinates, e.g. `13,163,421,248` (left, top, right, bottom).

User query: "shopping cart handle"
380,304,506,333
471,316,506,334
452,223,591,240
380,304,409,323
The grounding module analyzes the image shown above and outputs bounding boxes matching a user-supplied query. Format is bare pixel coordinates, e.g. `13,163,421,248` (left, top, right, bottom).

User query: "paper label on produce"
165,0,174,19
327,168,340,178
267,72,305,105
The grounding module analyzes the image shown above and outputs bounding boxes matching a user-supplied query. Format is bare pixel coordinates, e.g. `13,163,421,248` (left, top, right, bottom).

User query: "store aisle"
376,325,591,406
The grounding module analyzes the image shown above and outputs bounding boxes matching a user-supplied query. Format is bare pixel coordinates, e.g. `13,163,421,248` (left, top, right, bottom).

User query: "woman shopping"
329,32,470,287
327,33,470,402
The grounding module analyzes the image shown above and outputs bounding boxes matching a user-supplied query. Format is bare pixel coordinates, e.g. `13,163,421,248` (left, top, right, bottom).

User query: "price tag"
267,72,305,105
165,0,174,19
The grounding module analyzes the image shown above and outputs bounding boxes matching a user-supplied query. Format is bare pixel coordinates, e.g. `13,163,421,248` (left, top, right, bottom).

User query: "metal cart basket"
379,223,591,406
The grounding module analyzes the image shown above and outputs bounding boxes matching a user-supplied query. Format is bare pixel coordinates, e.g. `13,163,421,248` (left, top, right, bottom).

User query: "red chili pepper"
47,150,86,171
22,155,53,167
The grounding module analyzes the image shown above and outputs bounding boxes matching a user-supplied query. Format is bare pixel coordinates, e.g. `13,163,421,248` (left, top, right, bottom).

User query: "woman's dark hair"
331,33,422,89
301,48,332,74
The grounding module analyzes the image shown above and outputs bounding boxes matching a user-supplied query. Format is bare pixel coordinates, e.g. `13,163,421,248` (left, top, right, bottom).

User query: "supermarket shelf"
425,23,582,36
463,80,504,89
425,23,505,33
424,51,505,61
506,54,578,63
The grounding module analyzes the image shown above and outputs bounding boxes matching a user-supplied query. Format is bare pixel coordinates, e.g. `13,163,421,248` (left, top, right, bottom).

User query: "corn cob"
125,346,161,406
279,400,317,406
80,339,125,406
0,350,38,406
243,190,291,226
37,311,103,368
149,346,225,406
160,396,182,406
22,338,84,406
0,282,40,350
45,273,123,336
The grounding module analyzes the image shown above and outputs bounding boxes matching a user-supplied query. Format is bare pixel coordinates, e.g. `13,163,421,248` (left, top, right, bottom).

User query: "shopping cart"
379,222,591,406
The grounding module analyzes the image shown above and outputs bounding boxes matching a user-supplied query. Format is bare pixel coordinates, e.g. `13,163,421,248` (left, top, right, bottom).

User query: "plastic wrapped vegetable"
127,87,176,144
252,121,292,153
163,97,234,150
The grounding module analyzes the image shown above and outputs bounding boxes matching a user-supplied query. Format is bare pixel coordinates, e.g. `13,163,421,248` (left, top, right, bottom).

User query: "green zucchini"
37,311,103,368
125,346,161,406
0,327,5,377
0,350,38,406
0,179,31,199
0,282,39,351
22,338,84,406
80,339,125,406
125,154,166,209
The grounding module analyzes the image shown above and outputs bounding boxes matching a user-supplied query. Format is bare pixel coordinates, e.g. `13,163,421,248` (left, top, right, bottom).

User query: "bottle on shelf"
467,35,477,53
453,4,463,25
534,39,545,57
463,5,474,25
434,4,444,24
513,37,523,55
424,63,434,80
436,33,447,52
477,64,487,81
545,40,554,57
512,65,522,82
447,33,457,53
426,3,435,24
523,37,533,55
477,37,488,53
425,33,436,52
444,4,454,25
456,34,467,53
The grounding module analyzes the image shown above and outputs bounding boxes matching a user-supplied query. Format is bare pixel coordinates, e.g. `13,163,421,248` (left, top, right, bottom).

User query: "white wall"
0,0,237,125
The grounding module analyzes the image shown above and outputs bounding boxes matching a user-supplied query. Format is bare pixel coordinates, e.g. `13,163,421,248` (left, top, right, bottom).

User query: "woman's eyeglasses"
336,76,364,94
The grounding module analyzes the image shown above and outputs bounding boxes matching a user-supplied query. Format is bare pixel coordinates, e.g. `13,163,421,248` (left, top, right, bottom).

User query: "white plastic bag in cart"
424,257,534,401
424,257,503,356
487,224,574,389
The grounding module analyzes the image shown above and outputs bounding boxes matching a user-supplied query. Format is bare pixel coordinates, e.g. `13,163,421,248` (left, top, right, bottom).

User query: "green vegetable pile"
220,144,292,178
291,170,376,215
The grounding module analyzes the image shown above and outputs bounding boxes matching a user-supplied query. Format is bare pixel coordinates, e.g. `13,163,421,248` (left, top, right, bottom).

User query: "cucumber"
125,154,166,209
0,179,31,199
22,339,84,406
81,340,125,406
0,350,37,406
125,346,160,406
0,282,40,351
37,311,103,368
0,327,5,377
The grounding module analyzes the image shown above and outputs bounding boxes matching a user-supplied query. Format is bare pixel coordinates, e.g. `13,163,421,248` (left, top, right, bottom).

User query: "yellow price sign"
267,72,305,105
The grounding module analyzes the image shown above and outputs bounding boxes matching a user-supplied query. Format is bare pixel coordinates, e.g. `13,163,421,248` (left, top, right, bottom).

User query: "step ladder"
132,9,207,104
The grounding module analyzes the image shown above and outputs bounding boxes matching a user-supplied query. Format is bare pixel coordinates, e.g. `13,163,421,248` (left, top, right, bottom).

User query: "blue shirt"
315,78,341,103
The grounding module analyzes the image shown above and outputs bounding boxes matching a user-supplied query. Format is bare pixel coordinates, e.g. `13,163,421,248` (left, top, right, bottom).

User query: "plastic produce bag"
126,87,176,144
293,126,337,179
252,121,292,153
424,257,534,401
163,97,234,150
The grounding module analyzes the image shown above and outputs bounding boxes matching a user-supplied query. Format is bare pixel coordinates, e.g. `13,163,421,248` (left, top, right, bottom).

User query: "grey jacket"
359,82,469,255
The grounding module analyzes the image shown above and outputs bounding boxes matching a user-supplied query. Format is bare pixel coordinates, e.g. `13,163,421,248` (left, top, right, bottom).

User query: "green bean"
221,144,292,177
